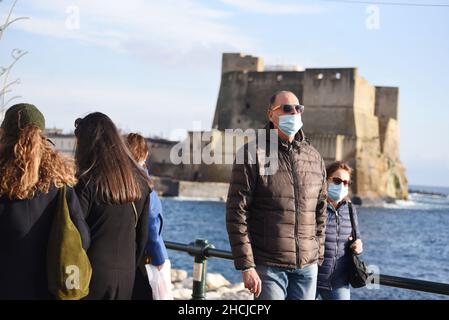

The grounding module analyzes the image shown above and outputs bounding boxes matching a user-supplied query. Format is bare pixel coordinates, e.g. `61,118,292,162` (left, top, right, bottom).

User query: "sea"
161,185,449,300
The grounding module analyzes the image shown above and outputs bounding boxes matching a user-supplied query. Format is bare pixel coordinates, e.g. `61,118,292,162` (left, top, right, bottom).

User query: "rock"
168,269,252,300
171,269,188,283
172,288,192,300
206,273,231,291
173,282,184,289
216,286,232,295
205,291,222,300
181,277,193,289
220,290,253,300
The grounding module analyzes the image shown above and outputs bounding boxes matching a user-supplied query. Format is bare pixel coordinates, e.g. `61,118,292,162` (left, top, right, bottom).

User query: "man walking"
226,91,327,300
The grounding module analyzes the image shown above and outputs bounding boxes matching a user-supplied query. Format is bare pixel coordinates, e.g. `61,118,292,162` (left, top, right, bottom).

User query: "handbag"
348,202,372,288
47,185,92,300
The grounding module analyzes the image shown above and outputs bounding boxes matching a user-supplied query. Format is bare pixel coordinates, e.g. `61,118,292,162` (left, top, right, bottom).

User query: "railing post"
190,239,214,300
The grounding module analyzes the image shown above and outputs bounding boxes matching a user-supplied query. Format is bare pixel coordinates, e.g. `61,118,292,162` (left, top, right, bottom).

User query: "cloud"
16,76,216,138
5,0,253,65
220,0,326,15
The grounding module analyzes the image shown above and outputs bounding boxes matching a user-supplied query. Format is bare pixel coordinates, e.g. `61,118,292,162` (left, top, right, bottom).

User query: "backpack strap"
131,202,138,228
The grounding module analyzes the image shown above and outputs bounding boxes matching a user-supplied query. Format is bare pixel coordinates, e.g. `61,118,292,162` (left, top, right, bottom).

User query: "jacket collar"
327,198,350,213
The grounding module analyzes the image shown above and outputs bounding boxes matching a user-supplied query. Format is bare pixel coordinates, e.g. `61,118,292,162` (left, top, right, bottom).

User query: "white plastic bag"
145,259,173,300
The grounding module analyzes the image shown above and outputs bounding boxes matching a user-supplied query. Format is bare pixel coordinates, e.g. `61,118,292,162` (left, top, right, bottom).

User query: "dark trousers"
131,268,153,300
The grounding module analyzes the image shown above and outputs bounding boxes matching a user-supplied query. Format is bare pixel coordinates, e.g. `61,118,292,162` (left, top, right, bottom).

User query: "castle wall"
196,130,255,183
375,86,399,120
307,133,357,165
302,68,358,137
354,75,376,116
213,72,249,130
303,68,356,107
353,73,379,140
375,86,400,159
378,118,400,160
302,107,357,136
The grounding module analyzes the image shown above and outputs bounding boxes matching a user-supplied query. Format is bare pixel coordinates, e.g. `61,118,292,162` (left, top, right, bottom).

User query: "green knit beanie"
1,103,45,136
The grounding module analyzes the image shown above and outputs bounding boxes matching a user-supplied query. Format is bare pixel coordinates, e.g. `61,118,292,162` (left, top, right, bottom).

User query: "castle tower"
221,53,264,74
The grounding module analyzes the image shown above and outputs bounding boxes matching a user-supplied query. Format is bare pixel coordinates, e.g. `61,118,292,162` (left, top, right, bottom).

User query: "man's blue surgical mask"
328,183,349,203
278,114,303,137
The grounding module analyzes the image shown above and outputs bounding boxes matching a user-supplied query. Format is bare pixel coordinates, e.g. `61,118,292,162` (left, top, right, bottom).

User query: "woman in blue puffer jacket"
127,133,169,300
317,161,363,300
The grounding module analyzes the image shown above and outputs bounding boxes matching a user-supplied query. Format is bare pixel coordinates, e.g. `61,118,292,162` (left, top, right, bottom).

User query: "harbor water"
161,185,449,300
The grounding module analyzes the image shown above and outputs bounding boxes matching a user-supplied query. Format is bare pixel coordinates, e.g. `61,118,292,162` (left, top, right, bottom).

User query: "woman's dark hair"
74,112,150,204
326,161,353,180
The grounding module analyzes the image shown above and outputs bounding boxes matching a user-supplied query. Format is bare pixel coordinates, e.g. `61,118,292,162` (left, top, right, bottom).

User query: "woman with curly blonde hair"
0,103,89,300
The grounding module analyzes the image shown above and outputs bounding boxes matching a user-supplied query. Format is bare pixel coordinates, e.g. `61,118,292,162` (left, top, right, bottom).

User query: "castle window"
316,73,324,80
334,72,341,80
276,74,283,82
246,103,251,109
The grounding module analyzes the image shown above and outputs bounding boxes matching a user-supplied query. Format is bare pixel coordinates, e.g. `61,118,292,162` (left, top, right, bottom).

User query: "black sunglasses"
272,104,305,114
332,177,351,187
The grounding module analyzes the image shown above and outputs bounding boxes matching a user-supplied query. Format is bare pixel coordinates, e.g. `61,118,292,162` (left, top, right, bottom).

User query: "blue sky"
1,0,448,187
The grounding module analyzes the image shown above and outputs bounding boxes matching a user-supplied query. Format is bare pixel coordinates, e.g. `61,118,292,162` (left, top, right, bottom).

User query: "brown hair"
326,161,353,180
0,125,77,200
75,112,150,204
126,133,149,164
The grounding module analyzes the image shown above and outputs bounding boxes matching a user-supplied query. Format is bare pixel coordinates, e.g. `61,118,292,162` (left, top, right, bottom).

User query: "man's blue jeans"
316,285,351,300
255,264,318,300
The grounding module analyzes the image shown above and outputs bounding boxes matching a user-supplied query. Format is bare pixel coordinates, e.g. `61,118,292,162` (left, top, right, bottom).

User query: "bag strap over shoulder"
348,202,359,241
131,202,138,228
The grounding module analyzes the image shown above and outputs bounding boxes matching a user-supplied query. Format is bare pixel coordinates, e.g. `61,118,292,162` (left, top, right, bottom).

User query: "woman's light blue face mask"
328,183,349,203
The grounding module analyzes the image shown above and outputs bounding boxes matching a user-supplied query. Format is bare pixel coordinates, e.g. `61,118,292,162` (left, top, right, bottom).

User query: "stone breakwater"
171,269,253,300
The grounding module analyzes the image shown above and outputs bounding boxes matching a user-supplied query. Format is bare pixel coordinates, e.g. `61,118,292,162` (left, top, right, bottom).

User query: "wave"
379,193,449,211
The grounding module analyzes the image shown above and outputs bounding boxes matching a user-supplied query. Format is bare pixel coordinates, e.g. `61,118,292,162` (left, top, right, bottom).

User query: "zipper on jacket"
329,209,340,289
289,147,301,268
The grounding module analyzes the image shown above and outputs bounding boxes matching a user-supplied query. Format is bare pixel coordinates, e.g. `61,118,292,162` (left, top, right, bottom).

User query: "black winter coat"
0,186,90,300
75,176,150,300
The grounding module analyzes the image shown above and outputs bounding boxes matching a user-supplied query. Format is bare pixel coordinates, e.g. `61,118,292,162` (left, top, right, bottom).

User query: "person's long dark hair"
74,112,150,204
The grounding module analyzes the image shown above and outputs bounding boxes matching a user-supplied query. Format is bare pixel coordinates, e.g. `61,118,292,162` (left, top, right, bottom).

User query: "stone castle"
150,53,408,202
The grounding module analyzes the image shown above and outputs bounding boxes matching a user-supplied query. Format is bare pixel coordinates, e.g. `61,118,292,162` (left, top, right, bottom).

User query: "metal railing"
165,239,449,300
